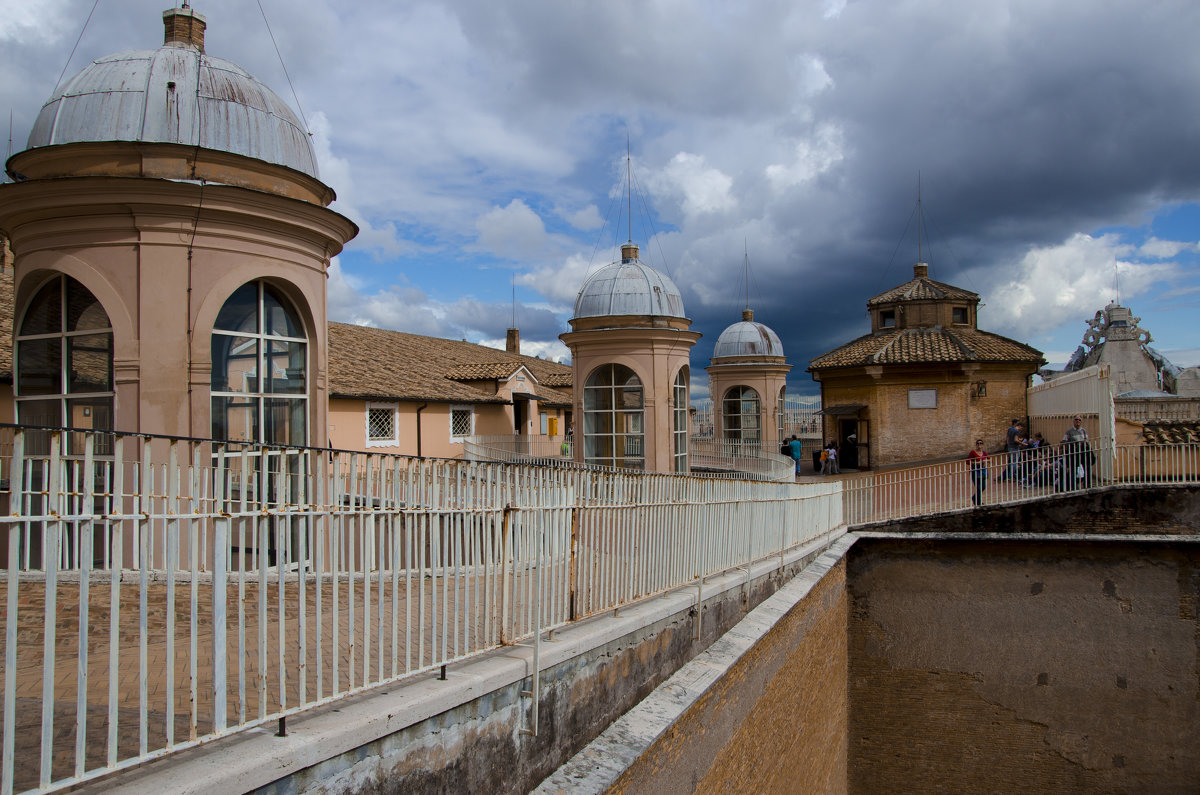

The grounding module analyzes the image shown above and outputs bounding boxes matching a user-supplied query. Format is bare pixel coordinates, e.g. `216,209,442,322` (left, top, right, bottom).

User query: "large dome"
573,243,686,319
24,8,317,179
712,309,785,359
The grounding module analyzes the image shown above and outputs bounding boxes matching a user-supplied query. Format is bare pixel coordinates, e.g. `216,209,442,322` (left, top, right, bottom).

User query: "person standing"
1062,416,1091,489
967,439,989,506
788,435,804,476
1000,418,1023,481
826,441,839,475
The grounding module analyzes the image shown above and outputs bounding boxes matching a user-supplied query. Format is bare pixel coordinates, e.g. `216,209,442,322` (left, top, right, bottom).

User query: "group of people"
781,436,841,476
967,416,1095,506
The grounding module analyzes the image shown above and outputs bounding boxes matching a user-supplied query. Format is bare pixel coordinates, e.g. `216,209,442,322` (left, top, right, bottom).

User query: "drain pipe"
415,402,428,458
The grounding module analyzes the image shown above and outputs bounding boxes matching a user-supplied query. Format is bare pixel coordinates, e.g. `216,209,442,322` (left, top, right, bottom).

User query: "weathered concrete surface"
847,536,1200,792
77,533,839,795
859,483,1200,537
537,535,853,795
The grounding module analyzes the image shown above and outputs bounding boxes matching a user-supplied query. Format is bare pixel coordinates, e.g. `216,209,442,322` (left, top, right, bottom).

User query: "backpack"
781,442,791,456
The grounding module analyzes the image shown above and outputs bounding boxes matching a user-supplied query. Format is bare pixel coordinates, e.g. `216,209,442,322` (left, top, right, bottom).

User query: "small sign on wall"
908,388,938,409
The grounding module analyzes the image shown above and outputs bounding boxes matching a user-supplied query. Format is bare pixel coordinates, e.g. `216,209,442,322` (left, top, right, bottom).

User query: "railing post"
212,445,229,733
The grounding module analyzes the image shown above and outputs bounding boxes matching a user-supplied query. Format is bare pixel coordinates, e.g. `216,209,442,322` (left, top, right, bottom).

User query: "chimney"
163,5,206,52
742,309,754,322
506,328,520,355
621,242,639,262
913,262,929,279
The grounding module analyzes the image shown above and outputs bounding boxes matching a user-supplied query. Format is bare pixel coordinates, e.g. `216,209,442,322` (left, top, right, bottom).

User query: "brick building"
809,262,1044,468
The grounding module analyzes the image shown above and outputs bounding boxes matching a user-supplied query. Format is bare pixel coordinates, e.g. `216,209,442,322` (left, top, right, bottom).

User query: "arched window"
722,385,760,446
211,282,308,446
673,367,689,473
15,275,114,449
583,364,644,470
778,386,787,444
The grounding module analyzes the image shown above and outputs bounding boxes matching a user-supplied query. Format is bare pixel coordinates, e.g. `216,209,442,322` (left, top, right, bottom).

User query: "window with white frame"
722,385,761,444
365,402,398,447
450,405,474,441
583,363,644,470
673,368,689,473
211,281,308,446
15,274,114,455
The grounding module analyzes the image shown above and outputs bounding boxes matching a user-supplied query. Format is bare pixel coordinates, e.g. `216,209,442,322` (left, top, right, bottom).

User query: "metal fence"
839,441,1200,526
463,434,796,482
0,425,842,794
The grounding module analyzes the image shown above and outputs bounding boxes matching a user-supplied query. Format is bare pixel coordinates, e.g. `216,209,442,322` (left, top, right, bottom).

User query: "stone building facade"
809,262,1044,468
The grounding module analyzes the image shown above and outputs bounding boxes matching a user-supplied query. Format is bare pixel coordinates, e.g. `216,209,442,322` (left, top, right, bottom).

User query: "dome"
24,7,318,179
712,309,785,359
573,243,686,319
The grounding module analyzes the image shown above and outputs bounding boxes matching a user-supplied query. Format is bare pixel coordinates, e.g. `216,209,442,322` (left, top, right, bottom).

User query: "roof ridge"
943,327,977,359
869,330,903,363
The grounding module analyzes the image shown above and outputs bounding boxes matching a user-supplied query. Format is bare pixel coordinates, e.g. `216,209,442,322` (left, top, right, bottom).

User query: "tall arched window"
211,282,308,446
722,385,760,446
583,364,644,470
15,275,114,450
673,368,689,473
778,386,787,444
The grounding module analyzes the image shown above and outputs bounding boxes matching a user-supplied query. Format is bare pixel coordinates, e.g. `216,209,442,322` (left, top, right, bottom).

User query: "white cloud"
0,0,71,43
765,124,845,191
647,152,735,218
475,199,549,260
563,204,603,231
1138,236,1196,259
985,233,1179,338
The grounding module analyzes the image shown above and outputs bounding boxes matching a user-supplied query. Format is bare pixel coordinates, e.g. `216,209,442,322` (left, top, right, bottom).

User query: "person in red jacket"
967,439,989,506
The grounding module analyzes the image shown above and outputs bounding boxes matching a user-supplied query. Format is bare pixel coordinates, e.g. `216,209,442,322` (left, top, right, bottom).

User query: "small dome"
712,309,785,359
573,243,686,319
25,9,317,178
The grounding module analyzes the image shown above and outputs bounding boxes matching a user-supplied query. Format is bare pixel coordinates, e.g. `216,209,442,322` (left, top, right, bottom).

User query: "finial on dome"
621,242,639,262
742,308,754,322
163,5,206,52
914,262,928,279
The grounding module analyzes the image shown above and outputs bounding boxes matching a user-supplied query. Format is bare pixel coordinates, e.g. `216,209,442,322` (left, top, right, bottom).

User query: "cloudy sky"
3,0,1199,398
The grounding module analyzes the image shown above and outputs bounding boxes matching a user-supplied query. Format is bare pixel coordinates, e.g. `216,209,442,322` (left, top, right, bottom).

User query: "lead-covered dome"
573,242,686,319
712,309,785,359
24,6,317,179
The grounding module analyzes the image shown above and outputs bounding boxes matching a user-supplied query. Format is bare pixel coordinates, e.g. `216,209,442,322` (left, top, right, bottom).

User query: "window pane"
264,397,306,446
368,408,394,440
586,365,615,388
211,334,259,393
17,398,61,428
17,337,62,395
20,277,62,335
266,339,306,394
214,283,259,333
583,411,612,435
68,333,114,393
584,385,613,411
66,280,110,331
451,409,473,437
620,386,643,409
263,286,302,338
212,396,259,443
66,397,114,455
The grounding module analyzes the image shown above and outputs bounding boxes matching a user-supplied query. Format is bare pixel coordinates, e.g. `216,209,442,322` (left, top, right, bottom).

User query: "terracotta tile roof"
328,322,573,404
809,327,1043,370
867,276,978,306
1141,419,1200,444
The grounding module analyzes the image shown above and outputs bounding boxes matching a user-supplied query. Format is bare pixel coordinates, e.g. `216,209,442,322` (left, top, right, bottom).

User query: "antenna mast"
626,133,633,243
917,172,923,263
744,240,751,310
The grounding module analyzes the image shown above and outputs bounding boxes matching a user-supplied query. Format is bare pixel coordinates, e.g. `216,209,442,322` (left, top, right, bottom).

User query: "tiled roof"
867,276,978,306
1141,419,1200,445
809,327,1043,370
328,322,573,404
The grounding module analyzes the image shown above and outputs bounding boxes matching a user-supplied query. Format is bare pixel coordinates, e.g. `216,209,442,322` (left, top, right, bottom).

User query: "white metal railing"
0,425,842,794
463,434,796,482
686,438,795,482
839,441,1200,526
